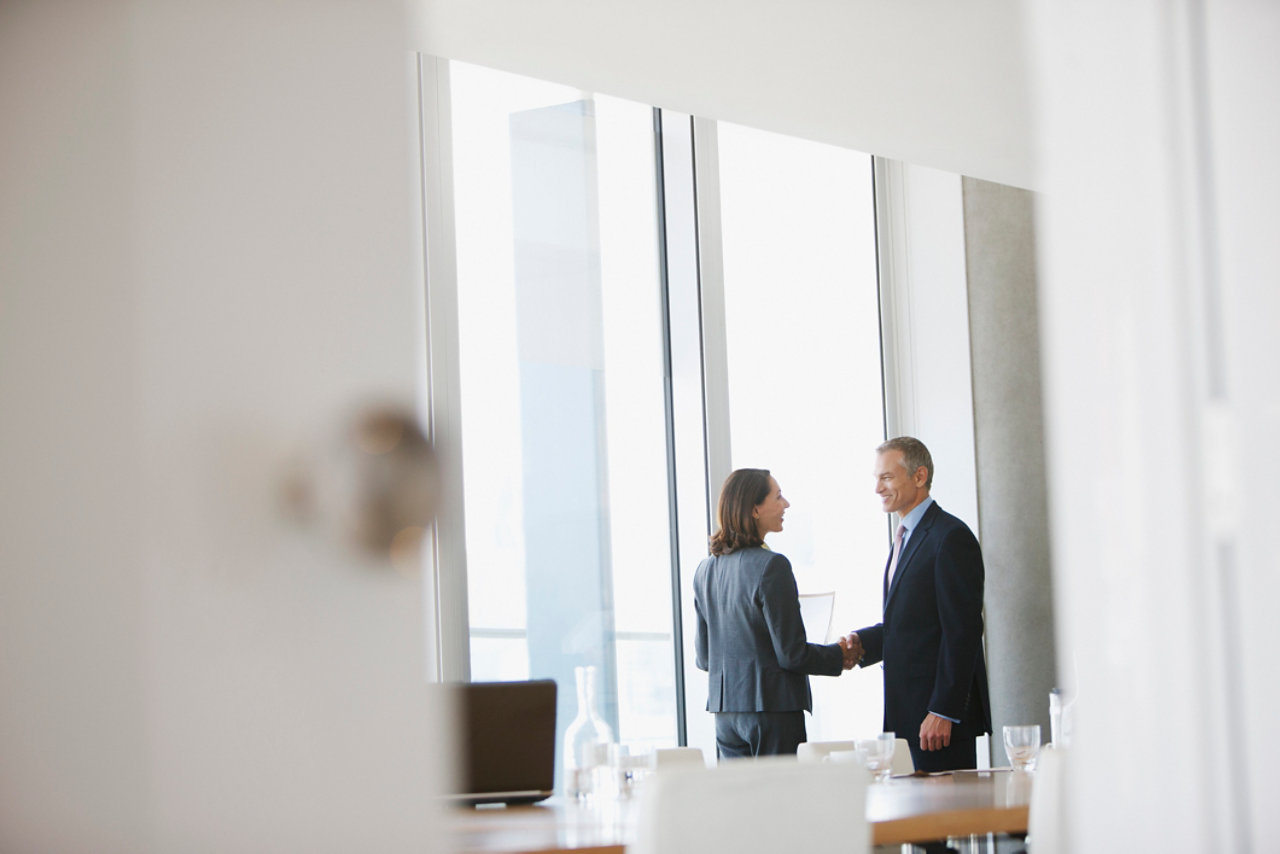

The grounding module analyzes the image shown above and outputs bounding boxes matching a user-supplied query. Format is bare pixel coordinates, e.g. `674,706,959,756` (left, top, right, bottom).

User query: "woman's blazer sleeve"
693,557,710,672
758,554,844,677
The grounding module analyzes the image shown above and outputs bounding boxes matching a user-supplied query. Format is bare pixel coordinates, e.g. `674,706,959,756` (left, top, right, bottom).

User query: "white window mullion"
417,54,471,683
692,116,732,497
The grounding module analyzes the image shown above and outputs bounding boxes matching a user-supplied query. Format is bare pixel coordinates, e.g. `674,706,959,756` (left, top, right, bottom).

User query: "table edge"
872,804,1030,846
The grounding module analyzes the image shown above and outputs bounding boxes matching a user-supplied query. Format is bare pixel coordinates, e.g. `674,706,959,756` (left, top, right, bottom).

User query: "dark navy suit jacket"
694,547,844,712
856,501,992,770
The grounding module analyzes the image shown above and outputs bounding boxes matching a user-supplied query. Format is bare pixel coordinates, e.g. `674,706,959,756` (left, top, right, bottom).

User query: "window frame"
415,57,953,747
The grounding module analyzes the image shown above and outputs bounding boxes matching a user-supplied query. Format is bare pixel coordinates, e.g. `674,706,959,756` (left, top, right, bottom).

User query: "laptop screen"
452,679,558,806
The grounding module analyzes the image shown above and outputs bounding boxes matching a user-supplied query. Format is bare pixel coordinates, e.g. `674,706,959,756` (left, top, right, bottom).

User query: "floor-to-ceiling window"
447,63,678,781
427,59,889,770
715,121,887,740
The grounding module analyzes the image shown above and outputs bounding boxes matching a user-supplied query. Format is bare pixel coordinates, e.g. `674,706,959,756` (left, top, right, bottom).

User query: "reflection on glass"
448,62,677,789
717,120,887,740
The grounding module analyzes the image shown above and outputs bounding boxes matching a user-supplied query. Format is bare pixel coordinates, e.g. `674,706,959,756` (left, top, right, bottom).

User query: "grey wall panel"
962,177,1056,763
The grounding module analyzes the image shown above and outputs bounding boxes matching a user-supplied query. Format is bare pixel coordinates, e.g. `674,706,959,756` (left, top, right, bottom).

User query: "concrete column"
961,177,1057,764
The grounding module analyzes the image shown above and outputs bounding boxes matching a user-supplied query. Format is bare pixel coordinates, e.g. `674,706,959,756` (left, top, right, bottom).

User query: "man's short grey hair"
877,436,934,490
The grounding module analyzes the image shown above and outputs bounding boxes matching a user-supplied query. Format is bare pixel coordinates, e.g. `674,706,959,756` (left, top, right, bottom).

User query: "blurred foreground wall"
0,2,447,851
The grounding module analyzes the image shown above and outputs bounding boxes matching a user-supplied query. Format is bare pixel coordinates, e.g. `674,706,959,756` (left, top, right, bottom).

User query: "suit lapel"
884,502,940,611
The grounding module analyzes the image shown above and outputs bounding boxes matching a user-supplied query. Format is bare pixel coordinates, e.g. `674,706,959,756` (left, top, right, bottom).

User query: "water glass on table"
613,744,653,798
1003,724,1041,772
855,733,897,782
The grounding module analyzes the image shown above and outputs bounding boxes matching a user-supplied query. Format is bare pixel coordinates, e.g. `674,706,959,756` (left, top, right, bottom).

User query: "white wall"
0,2,447,850
876,160,981,532
1204,4,1280,843
1028,0,1280,850
0,5,149,847
409,0,1035,190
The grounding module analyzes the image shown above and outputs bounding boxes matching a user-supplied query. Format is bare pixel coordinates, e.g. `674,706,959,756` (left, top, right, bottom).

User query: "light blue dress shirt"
895,495,934,555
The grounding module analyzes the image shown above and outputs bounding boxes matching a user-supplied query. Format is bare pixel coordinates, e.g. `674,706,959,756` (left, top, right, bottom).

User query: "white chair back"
891,737,914,775
1028,745,1068,854
651,746,706,770
633,757,870,854
796,740,858,763
800,737,913,776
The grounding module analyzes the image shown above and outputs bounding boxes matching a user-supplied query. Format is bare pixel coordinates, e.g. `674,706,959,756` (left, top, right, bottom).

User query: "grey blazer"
693,547,844,713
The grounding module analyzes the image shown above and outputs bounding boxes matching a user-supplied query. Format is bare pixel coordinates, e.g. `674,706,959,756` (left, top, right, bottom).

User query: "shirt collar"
898,495,934,536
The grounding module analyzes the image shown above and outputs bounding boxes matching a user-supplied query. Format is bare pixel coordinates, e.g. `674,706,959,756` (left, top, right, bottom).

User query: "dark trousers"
714,711,807,759
904,731,979,773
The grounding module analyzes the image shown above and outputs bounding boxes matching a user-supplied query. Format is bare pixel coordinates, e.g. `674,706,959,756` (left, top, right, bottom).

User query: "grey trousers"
714,711,807,759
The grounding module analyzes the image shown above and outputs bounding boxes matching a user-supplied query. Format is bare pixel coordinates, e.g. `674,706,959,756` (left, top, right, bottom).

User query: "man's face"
874,450,928,516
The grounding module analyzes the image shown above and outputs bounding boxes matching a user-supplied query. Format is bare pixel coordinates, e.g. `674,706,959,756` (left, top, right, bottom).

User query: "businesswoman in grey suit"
693,468,855,758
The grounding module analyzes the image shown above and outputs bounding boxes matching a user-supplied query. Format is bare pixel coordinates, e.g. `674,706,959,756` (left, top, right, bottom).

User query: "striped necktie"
884,523,907,599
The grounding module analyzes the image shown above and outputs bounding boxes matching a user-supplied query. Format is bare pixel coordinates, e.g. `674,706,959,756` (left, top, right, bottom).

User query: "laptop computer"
447,679,558,807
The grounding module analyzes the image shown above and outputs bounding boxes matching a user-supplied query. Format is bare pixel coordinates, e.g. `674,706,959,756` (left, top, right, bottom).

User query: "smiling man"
844,437,992,773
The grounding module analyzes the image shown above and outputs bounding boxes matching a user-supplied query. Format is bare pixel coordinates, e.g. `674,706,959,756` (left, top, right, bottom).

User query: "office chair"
651,746,707,770
797,740,859,763
1028,745,1068,853
891,738,914,775
633,757,870,854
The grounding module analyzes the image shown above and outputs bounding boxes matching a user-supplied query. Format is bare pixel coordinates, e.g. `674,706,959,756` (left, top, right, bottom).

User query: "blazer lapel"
884,502,940,610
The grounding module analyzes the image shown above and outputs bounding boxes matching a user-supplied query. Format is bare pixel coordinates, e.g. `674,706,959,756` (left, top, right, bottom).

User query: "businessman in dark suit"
845,437,991,773
695,468,859,758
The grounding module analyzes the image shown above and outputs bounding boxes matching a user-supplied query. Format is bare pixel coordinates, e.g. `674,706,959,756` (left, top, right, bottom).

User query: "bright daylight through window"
439,60,889,775
716,121,887,741
447,62,678,784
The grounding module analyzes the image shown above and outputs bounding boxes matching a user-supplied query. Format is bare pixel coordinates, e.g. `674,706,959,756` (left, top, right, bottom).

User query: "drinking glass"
855,733,896,782
1003,724,1041,771
613,744,652,799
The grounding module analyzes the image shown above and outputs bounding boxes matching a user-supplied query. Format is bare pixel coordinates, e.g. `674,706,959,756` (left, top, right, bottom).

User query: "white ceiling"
410,0,1035,190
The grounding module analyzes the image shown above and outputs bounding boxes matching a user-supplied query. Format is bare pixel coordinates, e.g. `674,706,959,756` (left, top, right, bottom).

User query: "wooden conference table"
453,769,1032,852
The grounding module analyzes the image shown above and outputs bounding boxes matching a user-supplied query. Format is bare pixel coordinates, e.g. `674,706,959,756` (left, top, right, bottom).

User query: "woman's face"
752,476,790,536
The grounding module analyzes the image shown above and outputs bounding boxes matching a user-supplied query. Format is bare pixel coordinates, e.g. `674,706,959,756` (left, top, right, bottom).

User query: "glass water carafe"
562,665,614,800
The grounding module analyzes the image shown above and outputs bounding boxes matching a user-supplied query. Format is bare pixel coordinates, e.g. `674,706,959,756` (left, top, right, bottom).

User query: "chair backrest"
1028,745,1068,854
633,757,870,854
651,746,706,771
796,740,858,763
800,737,913,776
891,738,914,775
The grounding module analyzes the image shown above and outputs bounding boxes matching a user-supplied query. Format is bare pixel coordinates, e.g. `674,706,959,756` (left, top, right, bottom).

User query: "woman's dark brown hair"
708,468,772,556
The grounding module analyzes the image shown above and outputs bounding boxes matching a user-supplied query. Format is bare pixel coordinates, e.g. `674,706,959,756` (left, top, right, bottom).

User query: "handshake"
836,632,863,671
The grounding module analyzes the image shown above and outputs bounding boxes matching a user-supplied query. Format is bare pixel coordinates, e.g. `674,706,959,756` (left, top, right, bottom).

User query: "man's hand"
919,713,953,751
837,633,863,670
843,632,862,662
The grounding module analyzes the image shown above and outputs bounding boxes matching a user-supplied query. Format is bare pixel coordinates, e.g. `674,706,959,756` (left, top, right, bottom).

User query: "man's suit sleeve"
855,623,884,667
758,555,844,677
929,524,986,720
